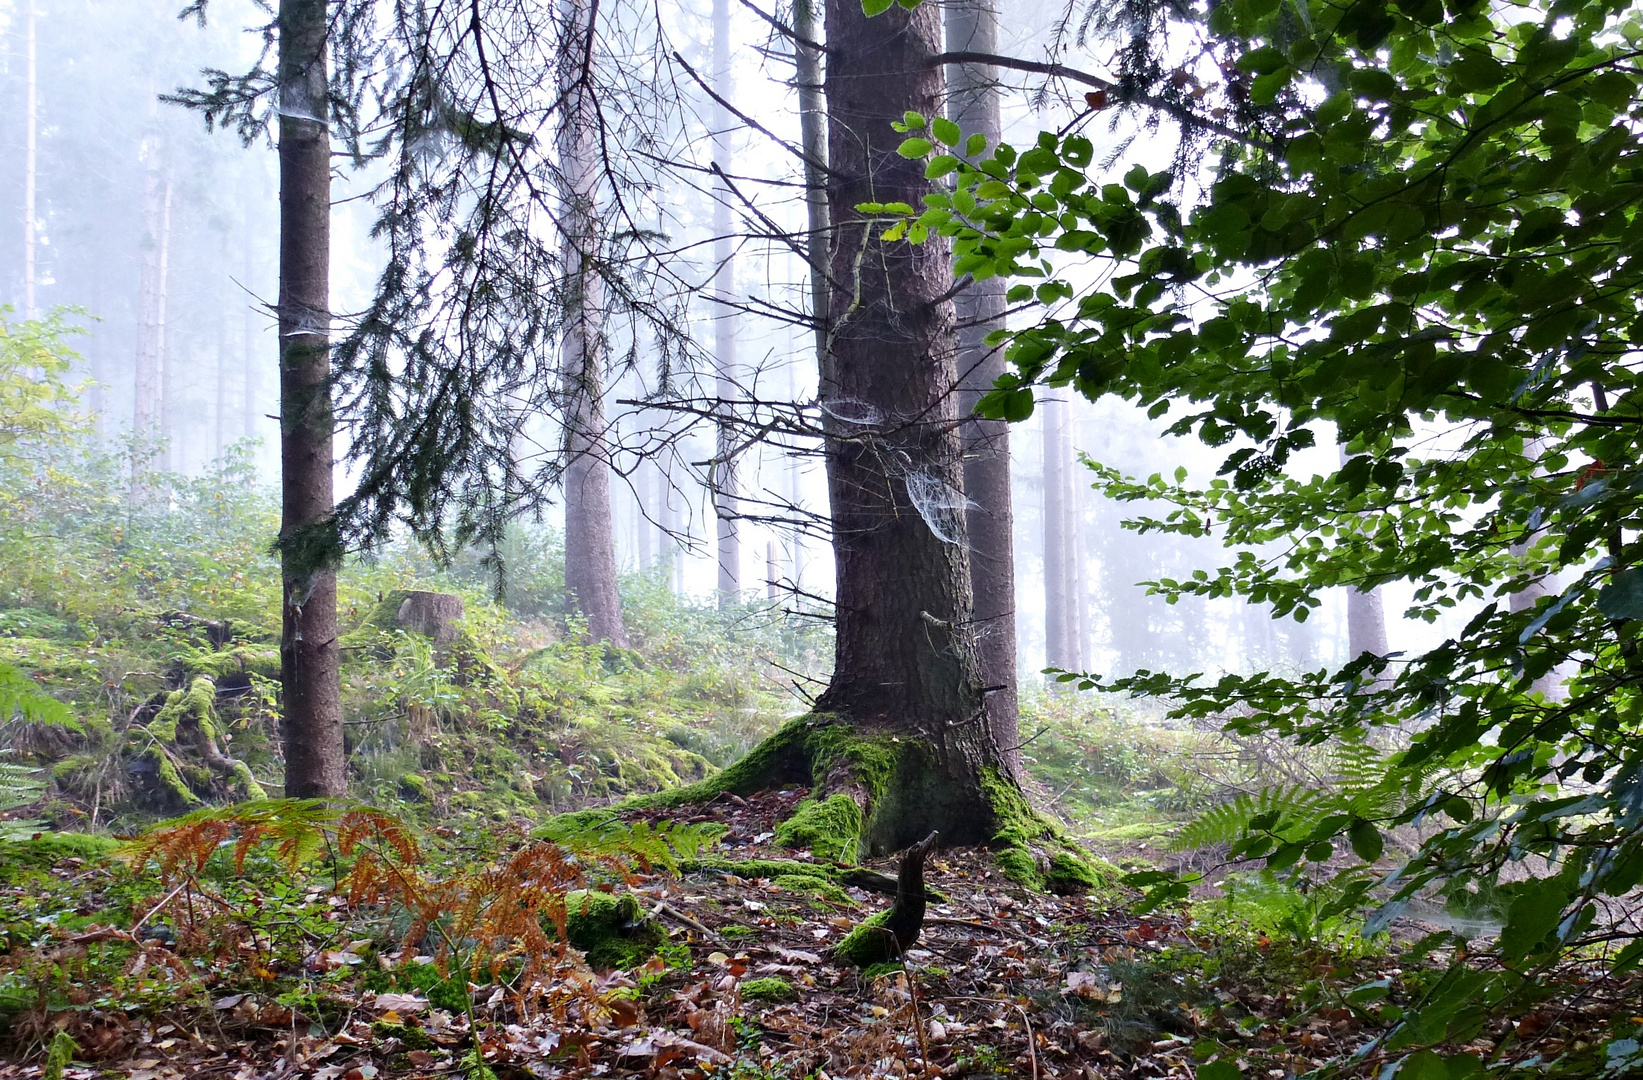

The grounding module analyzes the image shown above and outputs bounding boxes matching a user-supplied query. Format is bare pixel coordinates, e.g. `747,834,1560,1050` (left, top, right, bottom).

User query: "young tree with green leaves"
897,0,1643,1065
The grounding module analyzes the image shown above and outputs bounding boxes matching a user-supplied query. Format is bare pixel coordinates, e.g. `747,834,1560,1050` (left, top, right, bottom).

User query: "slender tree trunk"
277,0,346,799
794,0,830,368
1336,444,1389,664
215,295,229,461
132,146,172,495
1043,396,1070,673
559,0,629,648
945,0,1019,763
22,1,37,322
243,186,260,446
813,0,1014,850
1069,427,1088,671
711,0,741,604
791,0,826,612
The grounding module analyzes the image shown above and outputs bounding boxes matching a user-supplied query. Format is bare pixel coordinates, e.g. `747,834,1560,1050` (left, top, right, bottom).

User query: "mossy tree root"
610,715,1109,893
145,676,266,805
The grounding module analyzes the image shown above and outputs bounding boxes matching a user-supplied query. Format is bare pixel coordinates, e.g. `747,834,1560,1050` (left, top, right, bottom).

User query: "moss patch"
772,873,852,905
564,890,666,970
0,833,118,877
740,976,796,1003
775,794,862,863
832,911,901,967
980,766,1111,894
370,1022,435,1050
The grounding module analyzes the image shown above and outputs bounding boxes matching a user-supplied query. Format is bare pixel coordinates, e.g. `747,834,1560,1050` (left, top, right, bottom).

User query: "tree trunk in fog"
811,0,1024,851
1043,396,1071,673
243,187,260,446
711,0,742,605
22,1,37,322
1336,444,1389,666
132,145,173,494
794,0,830,367
1346,589,1388,660
277,0,346,799
215,299,229,460
1069,437,1088,671
559,0,630,649
946,0,1019,764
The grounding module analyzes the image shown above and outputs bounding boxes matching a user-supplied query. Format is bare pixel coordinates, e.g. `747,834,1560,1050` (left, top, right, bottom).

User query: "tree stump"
391,591,465,651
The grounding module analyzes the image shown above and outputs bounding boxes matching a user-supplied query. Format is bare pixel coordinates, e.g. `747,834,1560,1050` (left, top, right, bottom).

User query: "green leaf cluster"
896,0,1643,1067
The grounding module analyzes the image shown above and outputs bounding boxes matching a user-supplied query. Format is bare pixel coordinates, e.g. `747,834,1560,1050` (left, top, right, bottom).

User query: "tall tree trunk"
277,0,346,799
1068,425,1088,671
945,0,1019,765
794,0,830,367
811,0,1017,852
132,145,172,495
712,0,741,605
243,184,260,446
1043,397,1070,673
215,294,229,461
559,0,630,648
22,0,37,322
1337,444,1389,665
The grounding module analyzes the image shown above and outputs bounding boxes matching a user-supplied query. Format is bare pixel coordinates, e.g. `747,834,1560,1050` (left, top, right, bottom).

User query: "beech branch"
927,51,1272,150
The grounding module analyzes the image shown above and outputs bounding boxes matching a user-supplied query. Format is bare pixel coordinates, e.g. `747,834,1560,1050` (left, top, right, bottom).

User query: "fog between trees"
0,0,1435,690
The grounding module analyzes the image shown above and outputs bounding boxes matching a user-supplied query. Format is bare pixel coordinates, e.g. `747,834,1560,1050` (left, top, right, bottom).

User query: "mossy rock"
564,890,666,969
740,976,796,1003
775,794,862,863
772,873,851,905
398,773,431,801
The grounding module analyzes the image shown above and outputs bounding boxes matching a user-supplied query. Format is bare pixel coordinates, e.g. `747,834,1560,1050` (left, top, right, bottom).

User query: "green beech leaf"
896,137,934,159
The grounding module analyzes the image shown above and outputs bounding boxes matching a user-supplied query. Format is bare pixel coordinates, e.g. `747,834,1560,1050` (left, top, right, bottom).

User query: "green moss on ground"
0,833,119,878
772,873,852,905
370,1022,435,1050
774,794,862,863
564,890,666,969
739,976,796,1003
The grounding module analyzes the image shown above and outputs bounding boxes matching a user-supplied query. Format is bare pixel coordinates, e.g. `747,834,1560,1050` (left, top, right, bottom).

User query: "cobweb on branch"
904,470,972,545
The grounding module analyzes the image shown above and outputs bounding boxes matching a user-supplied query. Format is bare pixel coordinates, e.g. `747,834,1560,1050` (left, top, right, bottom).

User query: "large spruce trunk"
811,0,1011,851
276,0,346,798
945,0,1020,774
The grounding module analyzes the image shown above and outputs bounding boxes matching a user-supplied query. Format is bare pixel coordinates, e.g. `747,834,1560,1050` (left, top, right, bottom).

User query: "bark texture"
558,0,630,649
945,0,1019,770
813,0,1006,849
277,0,346,799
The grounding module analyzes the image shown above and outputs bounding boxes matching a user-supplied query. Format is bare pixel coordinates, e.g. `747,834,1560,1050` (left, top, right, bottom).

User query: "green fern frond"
0,660,79,731
1171,784,1335,852
534,813,725,872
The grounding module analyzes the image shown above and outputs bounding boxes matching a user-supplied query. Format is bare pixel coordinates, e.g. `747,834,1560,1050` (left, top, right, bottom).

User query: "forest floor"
2,788,1630,1080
